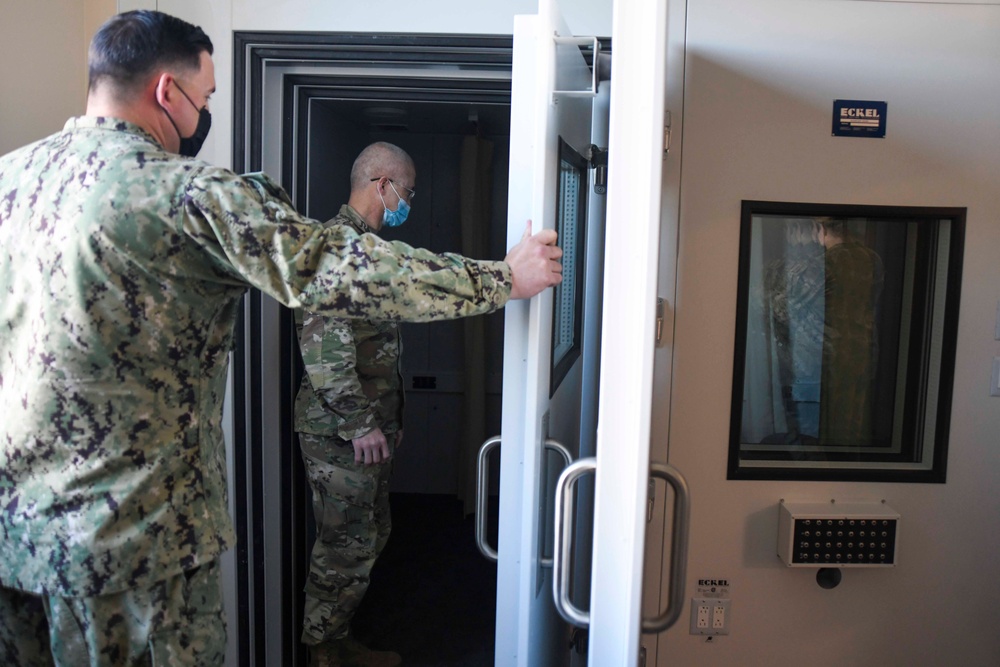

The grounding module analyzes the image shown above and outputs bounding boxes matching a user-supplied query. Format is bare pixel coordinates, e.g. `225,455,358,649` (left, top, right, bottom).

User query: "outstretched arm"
187,170,562,319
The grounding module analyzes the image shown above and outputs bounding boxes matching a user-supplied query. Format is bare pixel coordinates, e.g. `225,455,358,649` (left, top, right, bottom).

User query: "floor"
352,493,499,667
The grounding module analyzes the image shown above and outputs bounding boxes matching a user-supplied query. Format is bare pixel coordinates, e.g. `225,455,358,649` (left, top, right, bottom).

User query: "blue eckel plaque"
832,100,887,138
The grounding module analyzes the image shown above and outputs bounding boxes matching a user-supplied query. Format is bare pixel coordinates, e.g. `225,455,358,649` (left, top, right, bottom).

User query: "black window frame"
727,200,965,483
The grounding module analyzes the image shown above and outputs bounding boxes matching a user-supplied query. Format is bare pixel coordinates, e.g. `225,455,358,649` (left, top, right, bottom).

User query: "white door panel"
497,0,676,665
588,0,671,663
497,1,596,663
658,2,1000,666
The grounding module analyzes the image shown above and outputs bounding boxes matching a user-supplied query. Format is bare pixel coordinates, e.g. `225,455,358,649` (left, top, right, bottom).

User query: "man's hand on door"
506,220,563,300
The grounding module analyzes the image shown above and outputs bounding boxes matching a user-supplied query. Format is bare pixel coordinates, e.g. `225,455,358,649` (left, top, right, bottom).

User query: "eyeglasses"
371,177,416,202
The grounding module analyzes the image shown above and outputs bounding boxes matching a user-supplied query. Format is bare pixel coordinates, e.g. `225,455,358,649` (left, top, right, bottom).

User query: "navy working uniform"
0,117,511,663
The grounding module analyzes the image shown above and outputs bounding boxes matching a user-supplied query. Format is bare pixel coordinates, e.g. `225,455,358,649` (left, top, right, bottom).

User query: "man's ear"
153,72,175,108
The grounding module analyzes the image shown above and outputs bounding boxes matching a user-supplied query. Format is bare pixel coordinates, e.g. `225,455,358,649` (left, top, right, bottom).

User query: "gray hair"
349,142,414,192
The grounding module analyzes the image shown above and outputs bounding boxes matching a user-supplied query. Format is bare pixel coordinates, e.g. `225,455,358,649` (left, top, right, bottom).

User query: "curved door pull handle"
642,462,691,634
552,459,691,632
478,437,573,565
540,438,573,568
475,435,503,562
552,457,597,627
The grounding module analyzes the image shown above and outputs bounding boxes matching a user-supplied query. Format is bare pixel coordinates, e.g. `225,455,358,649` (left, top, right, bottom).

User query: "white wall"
658,1,1000,665
230,0,611,37
157,0,611,171
1,0,609,164
0,0,115,155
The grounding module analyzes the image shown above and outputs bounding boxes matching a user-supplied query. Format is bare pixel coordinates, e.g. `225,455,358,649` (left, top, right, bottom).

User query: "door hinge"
639,645,647,667
588,144,608,195
655,298,665,345
663,110,672,156
647,478,656,523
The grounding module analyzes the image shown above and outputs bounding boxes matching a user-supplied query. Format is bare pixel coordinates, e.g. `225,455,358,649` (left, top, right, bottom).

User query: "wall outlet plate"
690,597,731,635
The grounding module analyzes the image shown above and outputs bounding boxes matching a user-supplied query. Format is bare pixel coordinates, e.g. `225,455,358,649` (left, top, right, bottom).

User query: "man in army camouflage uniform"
817,219,885,447
0,11,561,667
294,142,421,667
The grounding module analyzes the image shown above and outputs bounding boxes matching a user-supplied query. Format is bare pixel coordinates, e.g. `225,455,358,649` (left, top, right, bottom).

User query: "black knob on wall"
816,567,843,589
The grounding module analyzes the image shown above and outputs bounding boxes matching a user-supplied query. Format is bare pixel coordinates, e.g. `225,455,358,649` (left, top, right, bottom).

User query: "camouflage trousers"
298,432,395,646
0,560,225,667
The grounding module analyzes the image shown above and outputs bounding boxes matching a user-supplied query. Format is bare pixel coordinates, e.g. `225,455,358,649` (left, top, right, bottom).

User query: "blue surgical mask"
379,181,411,228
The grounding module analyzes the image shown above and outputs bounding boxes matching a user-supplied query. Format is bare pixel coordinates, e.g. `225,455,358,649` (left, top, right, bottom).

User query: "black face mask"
162,81,212,158
178,106,212,158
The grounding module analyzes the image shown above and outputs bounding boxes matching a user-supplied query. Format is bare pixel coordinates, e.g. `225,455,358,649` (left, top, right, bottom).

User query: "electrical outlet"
690,599,710,633
690,598,730,635
711,599,731,634
712,603,726,629
697,604,709,628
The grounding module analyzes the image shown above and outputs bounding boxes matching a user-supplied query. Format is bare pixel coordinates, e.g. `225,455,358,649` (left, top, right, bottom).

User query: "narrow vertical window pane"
549,138,588,395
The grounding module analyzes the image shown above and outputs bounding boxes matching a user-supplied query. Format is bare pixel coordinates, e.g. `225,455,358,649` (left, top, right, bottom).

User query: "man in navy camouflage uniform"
294,142,421,667
0,11,561,666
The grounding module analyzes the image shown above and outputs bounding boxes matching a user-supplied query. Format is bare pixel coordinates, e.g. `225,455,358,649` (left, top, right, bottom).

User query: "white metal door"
495,0,674,665
655,2,1000,666
495,0,597,664
586,0,673,663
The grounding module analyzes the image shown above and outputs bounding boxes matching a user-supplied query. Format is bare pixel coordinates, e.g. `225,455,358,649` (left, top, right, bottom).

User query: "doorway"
299,94,513,666
228,32,517,666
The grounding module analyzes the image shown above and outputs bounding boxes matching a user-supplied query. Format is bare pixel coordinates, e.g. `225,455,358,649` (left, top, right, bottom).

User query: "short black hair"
88,10,213,97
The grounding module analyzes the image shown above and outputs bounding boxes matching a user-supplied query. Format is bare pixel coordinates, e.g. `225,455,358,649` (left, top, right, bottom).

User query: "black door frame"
229,32,515,667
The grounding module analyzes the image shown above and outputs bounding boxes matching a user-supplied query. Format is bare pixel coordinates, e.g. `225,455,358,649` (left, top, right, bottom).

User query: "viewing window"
550,137,587,395
728,201,965,482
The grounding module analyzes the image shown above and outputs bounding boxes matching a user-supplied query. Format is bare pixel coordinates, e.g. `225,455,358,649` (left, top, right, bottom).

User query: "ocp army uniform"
293,205,405,647
0,117,511,664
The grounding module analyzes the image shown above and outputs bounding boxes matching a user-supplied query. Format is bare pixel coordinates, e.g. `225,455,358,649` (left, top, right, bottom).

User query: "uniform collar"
337,204,379,235
64,116,160,146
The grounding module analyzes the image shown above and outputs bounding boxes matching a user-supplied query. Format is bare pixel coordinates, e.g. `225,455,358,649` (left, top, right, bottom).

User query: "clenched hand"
505,220,563,300
353,426,391,465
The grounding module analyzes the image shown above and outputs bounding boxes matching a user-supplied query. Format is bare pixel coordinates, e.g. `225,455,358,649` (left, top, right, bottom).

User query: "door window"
728,200,965,482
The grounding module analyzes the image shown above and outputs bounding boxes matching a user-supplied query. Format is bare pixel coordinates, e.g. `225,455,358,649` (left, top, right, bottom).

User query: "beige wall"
657,1,1000,665
0,0,116,155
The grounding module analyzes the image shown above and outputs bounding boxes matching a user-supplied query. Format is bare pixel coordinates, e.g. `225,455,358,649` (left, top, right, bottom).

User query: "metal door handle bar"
642,462,691,634
476,436,573,564
540,438,573,568
552,459,691,632
475,435,503,562
552,457,597,627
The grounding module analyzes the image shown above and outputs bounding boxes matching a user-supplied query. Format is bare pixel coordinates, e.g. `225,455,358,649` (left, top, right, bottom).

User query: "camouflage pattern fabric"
0,559,224,666
298,433,394,645
819,241,885,446
0,116,512,599
294,206,403,440
295,207,403,644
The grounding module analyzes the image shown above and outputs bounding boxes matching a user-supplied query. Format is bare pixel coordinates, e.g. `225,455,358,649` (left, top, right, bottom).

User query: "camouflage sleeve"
183,169,512,321
298,310,378,441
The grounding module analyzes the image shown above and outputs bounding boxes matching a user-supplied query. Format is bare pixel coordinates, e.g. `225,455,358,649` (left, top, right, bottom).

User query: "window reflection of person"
817,219,885,447
763,220,825,445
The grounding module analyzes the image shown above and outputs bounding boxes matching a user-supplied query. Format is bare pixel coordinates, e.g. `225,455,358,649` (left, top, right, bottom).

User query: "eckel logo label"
840,108,880,118
832,99,887,138
698,579,730,587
